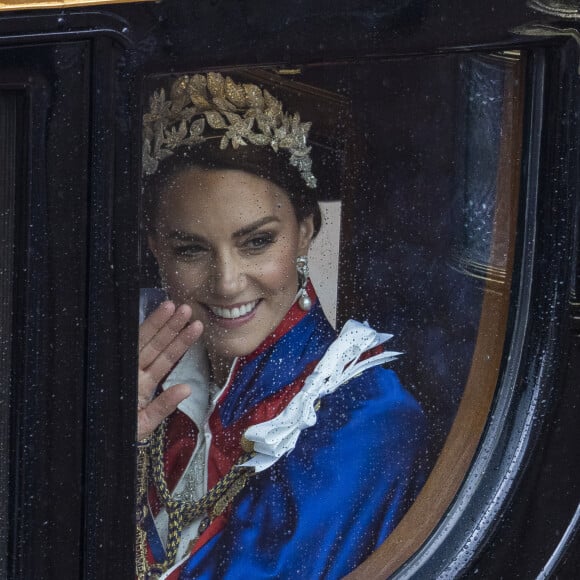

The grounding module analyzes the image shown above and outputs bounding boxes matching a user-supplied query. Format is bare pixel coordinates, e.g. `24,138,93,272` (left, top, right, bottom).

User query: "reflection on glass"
137,54,524,578
342,52,524,577
452,53,520,280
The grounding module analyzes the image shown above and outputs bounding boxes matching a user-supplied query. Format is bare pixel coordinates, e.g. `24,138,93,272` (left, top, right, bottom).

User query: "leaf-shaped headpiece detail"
142,73,317,189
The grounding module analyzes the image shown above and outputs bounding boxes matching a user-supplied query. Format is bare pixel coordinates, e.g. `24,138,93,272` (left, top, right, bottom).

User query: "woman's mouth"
206,300,260,321
206,300,261,327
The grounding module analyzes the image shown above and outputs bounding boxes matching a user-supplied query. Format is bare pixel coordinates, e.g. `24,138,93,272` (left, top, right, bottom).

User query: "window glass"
136,51,524,577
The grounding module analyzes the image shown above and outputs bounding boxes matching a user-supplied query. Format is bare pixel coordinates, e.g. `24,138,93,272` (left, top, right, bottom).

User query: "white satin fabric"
241,319,401,472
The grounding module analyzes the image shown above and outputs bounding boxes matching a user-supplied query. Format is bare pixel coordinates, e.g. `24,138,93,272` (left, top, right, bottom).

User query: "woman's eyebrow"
166,230,206,242
165,216,280,242
233,216,280,238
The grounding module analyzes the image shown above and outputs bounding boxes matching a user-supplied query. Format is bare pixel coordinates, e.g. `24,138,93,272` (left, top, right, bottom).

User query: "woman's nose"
210,253,246,297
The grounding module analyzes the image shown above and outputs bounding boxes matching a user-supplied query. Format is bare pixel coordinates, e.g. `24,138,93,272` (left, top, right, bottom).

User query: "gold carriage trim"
0,0,153,12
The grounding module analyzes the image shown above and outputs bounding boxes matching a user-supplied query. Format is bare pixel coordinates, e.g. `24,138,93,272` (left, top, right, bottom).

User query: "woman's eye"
245,233,275,250
173,245,207,258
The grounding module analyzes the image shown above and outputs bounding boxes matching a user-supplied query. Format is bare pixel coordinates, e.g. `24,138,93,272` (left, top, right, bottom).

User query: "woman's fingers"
138,319,203,404
138,383,191,441
139,303,194,369
139,301,176,351
137,302,204,441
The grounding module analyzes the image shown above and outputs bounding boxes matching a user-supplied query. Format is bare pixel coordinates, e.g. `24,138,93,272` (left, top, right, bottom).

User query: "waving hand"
138,301,203,441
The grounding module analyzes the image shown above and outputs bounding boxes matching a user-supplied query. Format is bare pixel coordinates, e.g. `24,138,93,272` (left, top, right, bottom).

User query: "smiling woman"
147,168,314,384
136,73,427,579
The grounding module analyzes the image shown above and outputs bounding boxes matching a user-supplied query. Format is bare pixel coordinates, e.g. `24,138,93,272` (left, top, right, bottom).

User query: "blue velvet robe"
149,294,426,579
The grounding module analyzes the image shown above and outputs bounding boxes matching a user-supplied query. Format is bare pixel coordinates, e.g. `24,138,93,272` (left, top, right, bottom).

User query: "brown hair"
143,140,322,237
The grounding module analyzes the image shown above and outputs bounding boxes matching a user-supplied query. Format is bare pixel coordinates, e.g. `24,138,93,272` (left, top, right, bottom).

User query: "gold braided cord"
136,443,151,580
136,420,256,578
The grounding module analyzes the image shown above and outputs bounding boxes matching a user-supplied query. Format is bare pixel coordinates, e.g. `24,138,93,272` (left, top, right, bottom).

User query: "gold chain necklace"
136,420,255,580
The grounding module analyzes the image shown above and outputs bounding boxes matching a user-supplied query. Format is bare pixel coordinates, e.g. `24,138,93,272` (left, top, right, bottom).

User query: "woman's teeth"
209,300,258,319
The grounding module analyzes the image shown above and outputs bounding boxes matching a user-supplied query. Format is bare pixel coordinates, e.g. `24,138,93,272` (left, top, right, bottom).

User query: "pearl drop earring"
296,256,312,311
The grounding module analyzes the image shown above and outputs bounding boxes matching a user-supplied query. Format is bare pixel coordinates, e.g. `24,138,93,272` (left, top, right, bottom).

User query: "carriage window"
137,50,524,577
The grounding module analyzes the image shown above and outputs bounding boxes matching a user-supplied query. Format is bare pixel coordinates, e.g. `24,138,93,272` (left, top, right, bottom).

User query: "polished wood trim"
346,52,526,579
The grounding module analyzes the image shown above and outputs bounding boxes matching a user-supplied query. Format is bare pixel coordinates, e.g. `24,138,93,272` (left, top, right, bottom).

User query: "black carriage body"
0,1,578,578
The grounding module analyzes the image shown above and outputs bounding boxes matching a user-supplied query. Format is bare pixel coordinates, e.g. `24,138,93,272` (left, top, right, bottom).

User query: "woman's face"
149,167,314,367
